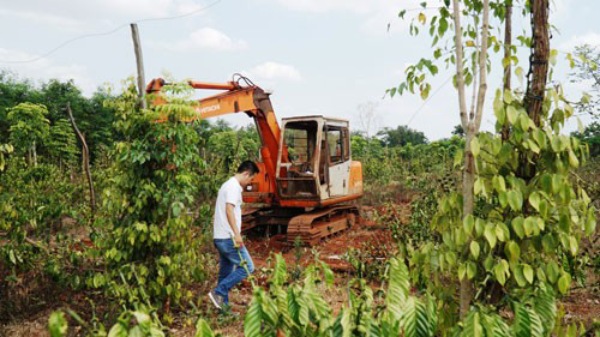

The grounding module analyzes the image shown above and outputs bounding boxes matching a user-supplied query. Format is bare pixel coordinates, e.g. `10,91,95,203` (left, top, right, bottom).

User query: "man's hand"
233,233,244,248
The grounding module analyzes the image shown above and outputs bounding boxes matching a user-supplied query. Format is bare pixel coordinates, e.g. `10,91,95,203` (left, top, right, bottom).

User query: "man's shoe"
208,290,224,310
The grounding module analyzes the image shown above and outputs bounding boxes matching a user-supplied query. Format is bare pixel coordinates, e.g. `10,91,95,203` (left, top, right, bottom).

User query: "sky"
0,0,599,141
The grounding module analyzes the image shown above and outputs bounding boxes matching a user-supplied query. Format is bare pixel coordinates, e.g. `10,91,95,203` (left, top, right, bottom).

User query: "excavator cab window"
283,121,317,175
277,120,319,199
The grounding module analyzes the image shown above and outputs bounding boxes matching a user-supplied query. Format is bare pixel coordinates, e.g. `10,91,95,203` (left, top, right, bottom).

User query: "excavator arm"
145,75,288,202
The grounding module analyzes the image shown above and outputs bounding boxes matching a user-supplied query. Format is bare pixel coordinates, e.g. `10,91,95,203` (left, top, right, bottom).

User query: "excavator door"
322,122,350,197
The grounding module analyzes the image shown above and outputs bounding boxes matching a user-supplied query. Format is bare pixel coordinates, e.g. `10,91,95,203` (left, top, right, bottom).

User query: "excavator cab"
276,116,359,203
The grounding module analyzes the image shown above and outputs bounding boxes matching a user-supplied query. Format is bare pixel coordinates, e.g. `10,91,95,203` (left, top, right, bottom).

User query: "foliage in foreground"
50,254,600,337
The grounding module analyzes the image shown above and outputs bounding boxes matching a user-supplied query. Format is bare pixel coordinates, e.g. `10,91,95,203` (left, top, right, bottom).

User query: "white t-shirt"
213,177,243,239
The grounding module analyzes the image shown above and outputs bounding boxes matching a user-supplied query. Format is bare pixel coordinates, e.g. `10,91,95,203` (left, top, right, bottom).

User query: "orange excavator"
146,74,363,245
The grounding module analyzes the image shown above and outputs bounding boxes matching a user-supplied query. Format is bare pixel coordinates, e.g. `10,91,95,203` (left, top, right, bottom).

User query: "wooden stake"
130,23,147,109
66,102,96,216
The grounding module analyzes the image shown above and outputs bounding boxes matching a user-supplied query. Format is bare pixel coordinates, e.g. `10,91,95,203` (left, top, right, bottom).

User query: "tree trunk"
32,141,37,167
452,0,473,318
525,0,550,126
521,0,550,180
460,128,475,317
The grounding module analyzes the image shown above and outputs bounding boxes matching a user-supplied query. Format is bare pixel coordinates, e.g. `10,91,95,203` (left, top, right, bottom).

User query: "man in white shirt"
208,161,259,310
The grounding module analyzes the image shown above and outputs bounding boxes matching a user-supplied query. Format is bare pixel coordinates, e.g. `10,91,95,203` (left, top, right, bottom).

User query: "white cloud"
248,62,302,81
272,0,371,13
1,0,211,29
157,28,248,52
0,49,96,95
270,0,421,35
559,32,600,51
0,8,83,31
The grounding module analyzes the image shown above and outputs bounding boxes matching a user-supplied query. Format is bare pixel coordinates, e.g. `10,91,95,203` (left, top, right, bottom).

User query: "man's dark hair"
237,160,260,175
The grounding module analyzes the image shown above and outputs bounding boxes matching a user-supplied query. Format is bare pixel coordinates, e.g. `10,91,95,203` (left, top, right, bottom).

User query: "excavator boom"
146,75,285,203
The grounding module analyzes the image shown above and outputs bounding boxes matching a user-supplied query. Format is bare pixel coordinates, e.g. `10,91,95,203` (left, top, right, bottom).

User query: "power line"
0,0,223,64
405,74,454,126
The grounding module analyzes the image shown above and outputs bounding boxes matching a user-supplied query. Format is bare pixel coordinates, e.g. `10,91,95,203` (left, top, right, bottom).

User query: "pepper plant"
89,79,208,311
418,88,597,332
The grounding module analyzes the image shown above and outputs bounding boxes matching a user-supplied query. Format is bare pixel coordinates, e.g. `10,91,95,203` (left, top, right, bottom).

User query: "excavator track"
286,205,359,246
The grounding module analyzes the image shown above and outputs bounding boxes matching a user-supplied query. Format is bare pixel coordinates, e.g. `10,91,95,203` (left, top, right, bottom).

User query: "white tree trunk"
452,0,490,318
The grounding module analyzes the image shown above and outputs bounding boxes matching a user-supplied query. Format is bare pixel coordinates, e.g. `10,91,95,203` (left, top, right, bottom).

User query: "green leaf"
48,312,68,337
244,295,263,337
507,105,518,124
546,261,560,284
514,266,527,287
585,210,597,236
568,150,579,168
498,191,508,208
463,214,475,236
474,178,484,195
271,254,288,286
466,262,477,280
507,190,523,211
568,236,578,256
470,241,480,259
453,148,464,167
107,323,127,337
399,297,434,337
505,241,520,263
194,319,215,337
512,217,525,239
542,235,556,253
474,218,485,238
494,263,506,285
524,217,536,237
529,192,541,211
558,274,571,294
386,258,410,319
438,17,448,35
129,326,143,337
8,250,16,265
495,225,506,242
458,264,467,280
504,89,513,104
523,264,534,284
536,267,547,283
320,260,335,285
484,224,497,249
493,176,506,193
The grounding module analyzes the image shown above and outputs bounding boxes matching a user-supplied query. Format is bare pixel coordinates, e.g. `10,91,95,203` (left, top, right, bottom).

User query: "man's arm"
226,203,243,247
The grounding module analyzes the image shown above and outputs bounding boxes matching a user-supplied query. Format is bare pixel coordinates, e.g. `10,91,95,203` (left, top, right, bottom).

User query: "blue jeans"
213,238,254,304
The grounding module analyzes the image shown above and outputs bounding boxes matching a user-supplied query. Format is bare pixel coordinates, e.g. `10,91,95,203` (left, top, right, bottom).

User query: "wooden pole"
130,23,147,109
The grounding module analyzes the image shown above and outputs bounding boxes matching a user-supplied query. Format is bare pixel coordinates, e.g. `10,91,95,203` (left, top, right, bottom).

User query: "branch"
66,102,96,216
0,231,49,253
470,18,479,123
474,0,490,132
452,0,469,130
